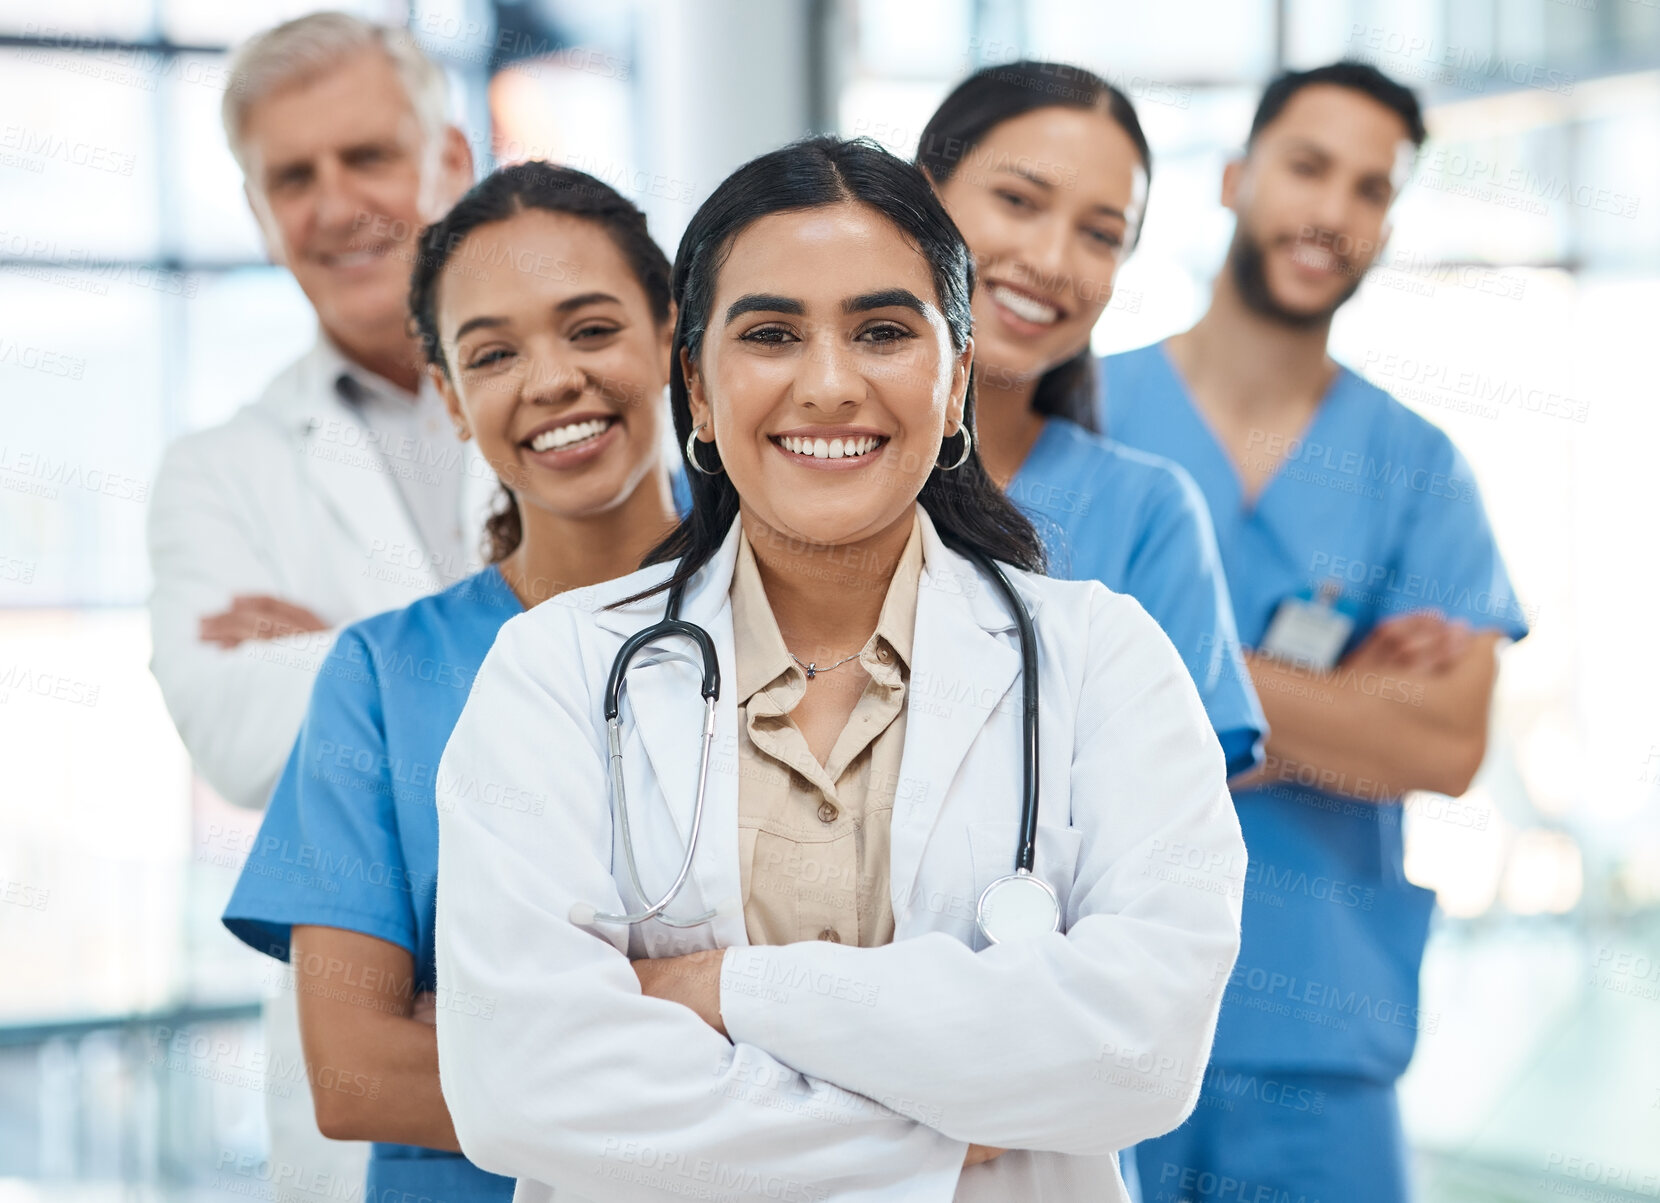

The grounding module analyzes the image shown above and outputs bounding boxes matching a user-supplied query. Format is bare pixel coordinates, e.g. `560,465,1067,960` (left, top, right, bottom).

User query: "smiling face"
684,202,971,551
934,106,1146,390
240,48,471,359
431,208,672,522
1225,84,1416,324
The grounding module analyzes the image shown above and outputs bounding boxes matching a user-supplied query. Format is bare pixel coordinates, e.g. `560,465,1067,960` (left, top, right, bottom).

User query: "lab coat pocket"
967,821,1084,946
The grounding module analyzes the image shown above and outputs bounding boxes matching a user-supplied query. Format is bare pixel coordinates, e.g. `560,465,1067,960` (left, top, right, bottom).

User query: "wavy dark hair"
917,60,1152,433
627,136,1045,603
408,161,672,563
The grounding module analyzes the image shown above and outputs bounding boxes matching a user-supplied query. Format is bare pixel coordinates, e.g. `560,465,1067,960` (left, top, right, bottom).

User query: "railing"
0,1001,267,1192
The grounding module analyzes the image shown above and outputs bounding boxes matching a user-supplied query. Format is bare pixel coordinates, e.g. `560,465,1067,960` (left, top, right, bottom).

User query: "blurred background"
1,0,1657,1199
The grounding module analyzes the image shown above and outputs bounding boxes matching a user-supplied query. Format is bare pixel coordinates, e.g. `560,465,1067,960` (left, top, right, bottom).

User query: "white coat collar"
256,334,495,583
265,332,419,428
589,507,1044,638
587,507,1044,943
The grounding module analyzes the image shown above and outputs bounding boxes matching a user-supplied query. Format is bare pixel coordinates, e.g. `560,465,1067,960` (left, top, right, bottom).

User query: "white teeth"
529,417,614,452
1291,244,1338,273
992,284,1059,325
779,434,882,460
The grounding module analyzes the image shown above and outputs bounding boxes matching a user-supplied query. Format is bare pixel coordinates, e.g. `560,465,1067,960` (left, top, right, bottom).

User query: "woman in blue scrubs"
917,63,1266,776
222,161,681,1201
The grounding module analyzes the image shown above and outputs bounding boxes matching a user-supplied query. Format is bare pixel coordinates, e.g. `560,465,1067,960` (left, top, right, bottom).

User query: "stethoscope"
573,547,1061,946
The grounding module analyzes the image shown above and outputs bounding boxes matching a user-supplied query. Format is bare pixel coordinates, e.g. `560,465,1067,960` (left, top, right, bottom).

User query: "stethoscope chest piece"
975,868,1060,945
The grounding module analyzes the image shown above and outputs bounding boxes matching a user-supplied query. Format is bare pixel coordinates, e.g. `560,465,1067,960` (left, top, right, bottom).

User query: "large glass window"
3,0,1655,1197
0,1,643,1190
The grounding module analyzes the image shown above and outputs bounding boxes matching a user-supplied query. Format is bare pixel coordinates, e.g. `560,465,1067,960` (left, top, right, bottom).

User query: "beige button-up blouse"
728,517,923,948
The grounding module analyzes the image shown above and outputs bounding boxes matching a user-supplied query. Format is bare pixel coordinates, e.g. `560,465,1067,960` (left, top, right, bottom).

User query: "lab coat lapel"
889,520,1022,919
282,345,438,590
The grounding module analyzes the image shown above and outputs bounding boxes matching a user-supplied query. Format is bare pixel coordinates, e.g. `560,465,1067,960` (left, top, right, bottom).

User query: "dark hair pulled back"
629,135,1045,604
917,60,1152,433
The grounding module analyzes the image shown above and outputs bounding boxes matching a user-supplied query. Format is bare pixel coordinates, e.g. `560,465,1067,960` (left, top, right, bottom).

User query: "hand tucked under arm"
147,445,341,808
435,606,971,1199
633,951,1005,1169
1242,616,1503,801
632,950,727,1037
1348,610,1474,674
688,593,1245,1158
200,595,330,648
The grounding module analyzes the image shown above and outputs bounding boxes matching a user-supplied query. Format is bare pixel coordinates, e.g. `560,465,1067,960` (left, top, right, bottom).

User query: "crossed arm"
280,613,1493,1169
426,593,1242,1198
1234,611,1504,802
288,925,460,1150
147,442,337,809
286,925,1006,1168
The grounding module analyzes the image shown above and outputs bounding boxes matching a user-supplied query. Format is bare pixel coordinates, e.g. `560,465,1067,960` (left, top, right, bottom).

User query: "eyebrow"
996,165,1127,221
554,290,623,314
843,288,930,318
724,293,803,324
723,288,932,325
263,157,311,185
1281,138,1399,190
453,315,507,341
1002,165,1057,192
266,139,393,179
1281,137,1334,162
451,292,625,342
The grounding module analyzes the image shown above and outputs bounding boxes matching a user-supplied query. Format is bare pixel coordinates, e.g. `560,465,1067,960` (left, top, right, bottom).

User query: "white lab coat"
148,337,495,1203
434,510,1245,1203
146,337,497,811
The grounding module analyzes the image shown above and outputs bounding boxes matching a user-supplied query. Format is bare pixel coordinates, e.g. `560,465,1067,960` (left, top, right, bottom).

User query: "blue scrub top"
1010,418,1266,778
224,567,522,1203
1101,342,1528,1081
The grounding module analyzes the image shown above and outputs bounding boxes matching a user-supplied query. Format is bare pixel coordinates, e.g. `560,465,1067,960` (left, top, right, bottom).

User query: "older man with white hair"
145,11,485,1196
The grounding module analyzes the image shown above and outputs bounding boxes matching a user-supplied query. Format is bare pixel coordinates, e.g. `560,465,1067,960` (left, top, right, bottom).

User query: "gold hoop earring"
685,423,725,476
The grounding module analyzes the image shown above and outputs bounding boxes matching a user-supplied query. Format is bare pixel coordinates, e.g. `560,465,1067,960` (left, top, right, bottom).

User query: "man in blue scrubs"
1104,63,1528,1201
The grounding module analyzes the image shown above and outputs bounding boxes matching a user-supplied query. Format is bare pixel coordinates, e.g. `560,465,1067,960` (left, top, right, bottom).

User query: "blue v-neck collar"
1152,340,1353,520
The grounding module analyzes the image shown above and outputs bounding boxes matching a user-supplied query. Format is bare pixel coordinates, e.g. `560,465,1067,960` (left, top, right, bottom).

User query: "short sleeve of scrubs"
223,629,418,963
1012,420,1266,779
1122,467,1266,777
1379,432,1529,641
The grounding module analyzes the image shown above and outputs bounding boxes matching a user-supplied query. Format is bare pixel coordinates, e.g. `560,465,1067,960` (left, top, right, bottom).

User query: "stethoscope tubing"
588,581,721,928
959,547,1042,876
583,547,1042,928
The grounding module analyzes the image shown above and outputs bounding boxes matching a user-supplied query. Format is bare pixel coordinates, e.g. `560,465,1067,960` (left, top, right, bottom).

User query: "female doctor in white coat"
433,136,1246,1203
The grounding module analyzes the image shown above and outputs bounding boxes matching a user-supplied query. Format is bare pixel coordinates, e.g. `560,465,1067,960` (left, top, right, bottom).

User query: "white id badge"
1259,582,1354,670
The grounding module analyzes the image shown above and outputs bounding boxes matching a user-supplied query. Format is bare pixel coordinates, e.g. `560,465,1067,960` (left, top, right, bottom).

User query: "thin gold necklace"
788,648,863,680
